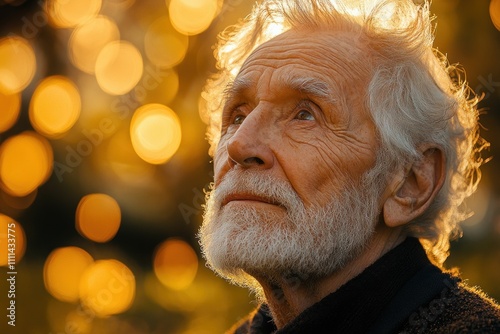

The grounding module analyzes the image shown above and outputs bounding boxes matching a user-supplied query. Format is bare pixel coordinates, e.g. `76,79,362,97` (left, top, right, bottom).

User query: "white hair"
201,0,488,265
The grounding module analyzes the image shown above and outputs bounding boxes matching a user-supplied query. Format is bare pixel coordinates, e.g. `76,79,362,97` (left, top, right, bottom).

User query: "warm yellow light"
0,91,21,133
95,41,143,95
43,247,94,303
0,36,36,94
46,0,102,28
79,259,135,317
69,16,120,74
29,76,81,138
0,132,53,197
144,16,189,68
76,193,121,243
168,0,218,36
130,104,182,164
491,0,500,30
0,214,26,266
153,239,198,290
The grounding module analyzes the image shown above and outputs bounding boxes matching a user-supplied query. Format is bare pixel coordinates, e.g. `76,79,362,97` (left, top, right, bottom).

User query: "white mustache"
211,170,304,211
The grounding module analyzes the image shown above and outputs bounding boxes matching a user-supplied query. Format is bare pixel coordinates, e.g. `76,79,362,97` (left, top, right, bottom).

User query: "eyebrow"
284,76,335,103
223,77,252,103
223,75,335,104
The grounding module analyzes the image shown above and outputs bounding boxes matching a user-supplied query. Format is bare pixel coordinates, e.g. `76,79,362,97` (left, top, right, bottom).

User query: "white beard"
198,167,383,293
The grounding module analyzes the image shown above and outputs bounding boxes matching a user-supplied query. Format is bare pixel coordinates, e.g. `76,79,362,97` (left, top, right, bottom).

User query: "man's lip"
222,194,281,206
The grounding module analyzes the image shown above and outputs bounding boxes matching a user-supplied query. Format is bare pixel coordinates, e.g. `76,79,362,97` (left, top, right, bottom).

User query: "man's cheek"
213,152,229,186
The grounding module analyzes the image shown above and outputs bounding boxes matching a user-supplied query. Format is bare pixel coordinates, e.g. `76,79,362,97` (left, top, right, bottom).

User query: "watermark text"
5,221,17,327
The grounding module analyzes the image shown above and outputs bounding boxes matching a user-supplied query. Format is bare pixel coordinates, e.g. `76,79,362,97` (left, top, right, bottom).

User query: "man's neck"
256,226,405,328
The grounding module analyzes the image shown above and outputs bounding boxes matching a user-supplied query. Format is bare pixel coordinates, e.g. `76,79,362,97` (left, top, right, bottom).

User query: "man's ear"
382,146,446,227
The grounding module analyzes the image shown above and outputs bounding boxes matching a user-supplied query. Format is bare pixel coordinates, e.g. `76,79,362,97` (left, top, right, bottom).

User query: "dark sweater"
229,238,500,333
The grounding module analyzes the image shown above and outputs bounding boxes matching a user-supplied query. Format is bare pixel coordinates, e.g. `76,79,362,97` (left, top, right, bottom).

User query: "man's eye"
295,110,315,121
233,114,246,125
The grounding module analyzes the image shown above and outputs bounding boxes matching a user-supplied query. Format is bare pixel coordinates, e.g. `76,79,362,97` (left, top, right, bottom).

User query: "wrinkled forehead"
237,28,371,86
230,28,372,110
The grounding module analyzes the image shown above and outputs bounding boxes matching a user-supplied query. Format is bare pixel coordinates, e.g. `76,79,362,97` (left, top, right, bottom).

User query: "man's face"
200,29,383,286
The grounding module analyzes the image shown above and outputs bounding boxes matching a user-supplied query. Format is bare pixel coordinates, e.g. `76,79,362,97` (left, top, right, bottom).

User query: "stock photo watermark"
3,0,50,42
5,220,18,327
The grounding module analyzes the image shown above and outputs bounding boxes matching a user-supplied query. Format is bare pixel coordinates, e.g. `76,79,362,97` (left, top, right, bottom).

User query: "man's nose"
226,112,275,169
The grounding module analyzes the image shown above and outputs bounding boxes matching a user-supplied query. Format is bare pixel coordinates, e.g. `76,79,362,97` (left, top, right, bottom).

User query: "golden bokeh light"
0,214,26,266
79,259,135,317
43,247,94,303
491,0,500,30
130,104,182,164
0,36,36,94
69,15,120,74
76,193,121,243
0,131,53,197
168,0,219,35
29,76,81,138
0,91,21,133
46,0,102,28
144,16,189,68
153,239,198,290
95,41,143,95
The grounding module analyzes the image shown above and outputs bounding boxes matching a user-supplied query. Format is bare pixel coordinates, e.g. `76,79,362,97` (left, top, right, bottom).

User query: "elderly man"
198,0,500,332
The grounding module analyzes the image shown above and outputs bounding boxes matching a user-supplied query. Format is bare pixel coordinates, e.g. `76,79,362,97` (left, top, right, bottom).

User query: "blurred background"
0,0,499,333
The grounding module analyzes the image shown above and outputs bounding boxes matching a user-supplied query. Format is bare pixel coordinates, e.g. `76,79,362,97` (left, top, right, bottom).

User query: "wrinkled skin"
214,29,378,210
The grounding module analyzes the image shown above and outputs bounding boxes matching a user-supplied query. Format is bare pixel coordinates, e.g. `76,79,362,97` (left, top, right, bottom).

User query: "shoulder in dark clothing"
400,277,500,334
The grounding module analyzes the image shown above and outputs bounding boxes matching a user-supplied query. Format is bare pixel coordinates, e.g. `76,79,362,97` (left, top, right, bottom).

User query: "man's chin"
205,228,373,284
213,206,288,236
209,254,341,293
